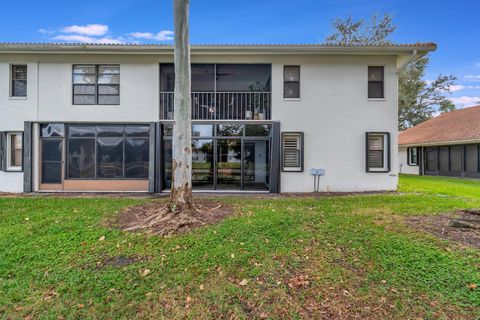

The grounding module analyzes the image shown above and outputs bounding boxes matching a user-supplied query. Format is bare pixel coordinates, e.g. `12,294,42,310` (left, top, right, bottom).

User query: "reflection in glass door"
192,139,214,189
216,139,242,189
243,140,270,190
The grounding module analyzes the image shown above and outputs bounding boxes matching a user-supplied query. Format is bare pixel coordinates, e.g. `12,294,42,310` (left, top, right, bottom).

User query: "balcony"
160,91,271,120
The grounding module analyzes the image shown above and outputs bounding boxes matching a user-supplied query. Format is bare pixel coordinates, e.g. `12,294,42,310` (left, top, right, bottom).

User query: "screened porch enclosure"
160,64,272,120
162,123,271,191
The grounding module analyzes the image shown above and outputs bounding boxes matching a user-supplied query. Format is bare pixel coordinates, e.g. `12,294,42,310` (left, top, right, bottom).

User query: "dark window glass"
465,145,479,172
125,125,150,137
439,147,449,171
97,125,124,137
425,148,437,171
163,140,172,188
42,163,62,184
68,139,95,178
160,64,175,92
192,125,214,137
245,124,271,136
125,138,149,178
192,64,215,91
163,124,173,136
41,124,65,137
450,146,462,172
68,126,96,138
42,140,62,162
97,137,123,178
216,64,271,92
217,124,243,136
368,66,384,99
284,66,300,98
244,140,270,190
11,65,27,97
73,64,120,105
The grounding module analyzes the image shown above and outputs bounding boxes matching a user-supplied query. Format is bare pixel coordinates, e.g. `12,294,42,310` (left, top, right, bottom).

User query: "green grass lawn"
1,175,479,319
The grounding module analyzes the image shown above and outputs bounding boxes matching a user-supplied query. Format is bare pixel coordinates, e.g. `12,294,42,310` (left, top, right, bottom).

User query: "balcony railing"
160,92,271,120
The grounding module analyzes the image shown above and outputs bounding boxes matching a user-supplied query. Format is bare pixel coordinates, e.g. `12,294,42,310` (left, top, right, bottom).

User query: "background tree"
326,13,457,130
171,0,194,212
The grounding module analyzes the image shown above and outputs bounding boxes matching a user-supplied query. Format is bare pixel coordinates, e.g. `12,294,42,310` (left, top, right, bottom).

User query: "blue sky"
1,0,479,108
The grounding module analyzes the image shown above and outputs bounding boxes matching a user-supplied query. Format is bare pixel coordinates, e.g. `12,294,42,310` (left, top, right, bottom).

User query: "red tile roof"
399,105,480,146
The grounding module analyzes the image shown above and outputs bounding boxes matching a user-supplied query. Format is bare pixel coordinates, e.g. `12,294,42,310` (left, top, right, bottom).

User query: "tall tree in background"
171,0,194,212
326,13,456,130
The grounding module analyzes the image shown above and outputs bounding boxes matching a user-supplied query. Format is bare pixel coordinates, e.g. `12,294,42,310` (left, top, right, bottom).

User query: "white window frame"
281,132,304,172
6,132,23,172
366,132,390,173
407,147,418,166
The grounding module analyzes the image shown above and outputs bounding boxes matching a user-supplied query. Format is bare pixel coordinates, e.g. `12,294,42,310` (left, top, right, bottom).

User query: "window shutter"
366,132,390,172
282,132,303,172
0,132,5,171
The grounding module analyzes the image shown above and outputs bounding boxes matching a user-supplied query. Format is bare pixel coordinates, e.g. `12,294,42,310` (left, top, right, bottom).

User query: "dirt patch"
112,199,235,236
406,209,480,248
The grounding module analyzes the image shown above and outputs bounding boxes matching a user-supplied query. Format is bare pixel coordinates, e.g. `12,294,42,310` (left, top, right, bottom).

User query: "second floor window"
11,65,27,97
73,65,120,105
368,66,384,99
283,66,300,98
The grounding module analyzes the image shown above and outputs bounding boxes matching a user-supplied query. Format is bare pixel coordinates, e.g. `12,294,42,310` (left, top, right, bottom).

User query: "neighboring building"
399,105,480,178
0,42,436,193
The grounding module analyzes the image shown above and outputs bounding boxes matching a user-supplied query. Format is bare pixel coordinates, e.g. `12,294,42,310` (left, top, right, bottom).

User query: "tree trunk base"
117,200,233,237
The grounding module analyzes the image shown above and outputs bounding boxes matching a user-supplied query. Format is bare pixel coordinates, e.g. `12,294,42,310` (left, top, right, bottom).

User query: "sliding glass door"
162,123,271,191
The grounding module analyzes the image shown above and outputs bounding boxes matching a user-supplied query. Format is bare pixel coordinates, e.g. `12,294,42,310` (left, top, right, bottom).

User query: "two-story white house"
0,42,436,193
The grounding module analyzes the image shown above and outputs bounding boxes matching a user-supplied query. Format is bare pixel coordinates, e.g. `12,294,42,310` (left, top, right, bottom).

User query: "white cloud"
128,30,174,41
61,24,109,36
53,34,96,42
448,84,480,92
465,75,480,81
449,96,480,108
52,34,125,44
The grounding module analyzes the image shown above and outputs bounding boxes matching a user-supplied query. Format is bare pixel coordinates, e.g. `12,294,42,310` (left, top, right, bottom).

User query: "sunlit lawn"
0,175,479,319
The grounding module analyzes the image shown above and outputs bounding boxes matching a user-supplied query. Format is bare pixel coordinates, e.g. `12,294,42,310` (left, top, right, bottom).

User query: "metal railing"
160,92,271,120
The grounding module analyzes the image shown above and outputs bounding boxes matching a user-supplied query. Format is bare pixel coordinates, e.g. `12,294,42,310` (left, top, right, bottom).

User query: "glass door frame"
161,122,274,191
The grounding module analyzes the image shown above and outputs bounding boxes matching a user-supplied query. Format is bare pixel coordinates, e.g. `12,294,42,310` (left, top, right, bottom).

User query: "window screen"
73,65,120,105
282,132,303,172
368,66,384,99
11,65,27,97
284,66,300,98
366,132,389,172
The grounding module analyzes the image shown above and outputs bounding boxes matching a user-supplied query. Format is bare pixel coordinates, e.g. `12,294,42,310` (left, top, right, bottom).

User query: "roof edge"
0,42,437,55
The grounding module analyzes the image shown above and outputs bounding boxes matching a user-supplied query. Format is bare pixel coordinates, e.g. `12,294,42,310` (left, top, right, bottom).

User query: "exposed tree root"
114,200,234,236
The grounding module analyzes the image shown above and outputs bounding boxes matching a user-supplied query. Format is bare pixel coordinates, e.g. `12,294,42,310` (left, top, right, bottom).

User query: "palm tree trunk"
170,0,194,212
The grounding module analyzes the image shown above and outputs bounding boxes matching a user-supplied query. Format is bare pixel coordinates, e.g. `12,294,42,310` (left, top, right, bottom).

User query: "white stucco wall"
399,146,420,175
1,52,400,193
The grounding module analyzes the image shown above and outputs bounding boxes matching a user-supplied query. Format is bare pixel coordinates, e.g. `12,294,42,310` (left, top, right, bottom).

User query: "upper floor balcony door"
160,64,271,120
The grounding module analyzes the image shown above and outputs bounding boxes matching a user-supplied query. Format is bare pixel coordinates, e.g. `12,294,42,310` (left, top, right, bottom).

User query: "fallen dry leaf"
141,269,151,277
199,284,205,291
468,283,478,290
239,279,249,286
99,236,105,241
186,296,192,303
288,275,310,289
